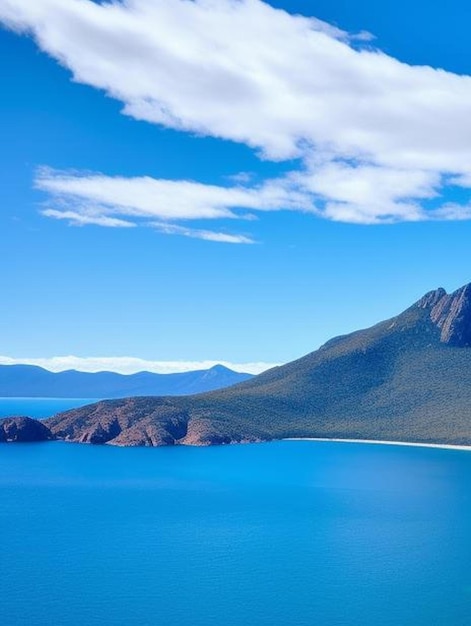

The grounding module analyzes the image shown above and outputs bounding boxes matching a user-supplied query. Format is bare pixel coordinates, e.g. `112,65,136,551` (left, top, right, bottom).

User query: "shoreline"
283,437,471,452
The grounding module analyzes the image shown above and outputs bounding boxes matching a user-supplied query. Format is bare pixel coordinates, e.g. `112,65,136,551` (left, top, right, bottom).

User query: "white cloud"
36,163,462,231
35,166,313,236
36,167,311,220
431,203,471,221
152,222,255,244
2,0,471,226
42,208,135,228
294,160,441,224
0,355,278,375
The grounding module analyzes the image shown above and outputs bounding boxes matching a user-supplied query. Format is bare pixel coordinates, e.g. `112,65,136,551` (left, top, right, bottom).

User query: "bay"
1,403,471,625
0,397,100,418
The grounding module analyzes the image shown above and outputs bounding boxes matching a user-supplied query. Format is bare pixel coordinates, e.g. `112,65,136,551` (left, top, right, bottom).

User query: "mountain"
0,363,253,398
5,282,471,447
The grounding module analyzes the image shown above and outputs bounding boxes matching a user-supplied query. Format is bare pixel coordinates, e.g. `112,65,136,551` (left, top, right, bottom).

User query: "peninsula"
3,282,471,447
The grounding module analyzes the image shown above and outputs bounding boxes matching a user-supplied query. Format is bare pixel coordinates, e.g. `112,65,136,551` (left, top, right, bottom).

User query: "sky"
1,0,471,375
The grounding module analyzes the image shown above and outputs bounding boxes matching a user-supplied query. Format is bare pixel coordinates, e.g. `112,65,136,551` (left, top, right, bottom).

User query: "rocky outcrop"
417,287,447,309
44,397,258,446
418,284,471,346
0,416,54,442
178,417,262,446
46,398,192,447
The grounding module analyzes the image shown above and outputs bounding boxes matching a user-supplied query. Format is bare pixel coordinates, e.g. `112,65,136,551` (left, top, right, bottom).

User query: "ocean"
0,397,100,418
1,399,470,626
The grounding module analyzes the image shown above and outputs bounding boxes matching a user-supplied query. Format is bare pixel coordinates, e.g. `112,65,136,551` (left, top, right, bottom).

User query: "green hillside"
37,283,471,446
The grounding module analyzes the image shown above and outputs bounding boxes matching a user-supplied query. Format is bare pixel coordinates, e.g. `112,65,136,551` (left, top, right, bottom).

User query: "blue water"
0,397,100,418
1,436,471,626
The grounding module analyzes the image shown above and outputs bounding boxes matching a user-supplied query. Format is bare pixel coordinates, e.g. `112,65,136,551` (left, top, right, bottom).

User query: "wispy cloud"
35,166,311,239
0,355,278,375
2,0,471,228
42,208,136,228
152,222,255,244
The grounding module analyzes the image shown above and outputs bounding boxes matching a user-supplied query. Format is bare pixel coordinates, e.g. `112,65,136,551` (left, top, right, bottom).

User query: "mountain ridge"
0,363,253,398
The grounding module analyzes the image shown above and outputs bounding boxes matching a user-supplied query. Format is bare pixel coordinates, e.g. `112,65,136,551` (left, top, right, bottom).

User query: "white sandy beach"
284,437,471,452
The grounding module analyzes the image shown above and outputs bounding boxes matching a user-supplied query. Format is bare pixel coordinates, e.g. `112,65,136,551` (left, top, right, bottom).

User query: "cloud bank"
0,355,278,375
2,0,471,233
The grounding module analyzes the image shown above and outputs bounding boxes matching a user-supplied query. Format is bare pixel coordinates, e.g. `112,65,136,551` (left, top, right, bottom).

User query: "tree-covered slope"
41,282,471,446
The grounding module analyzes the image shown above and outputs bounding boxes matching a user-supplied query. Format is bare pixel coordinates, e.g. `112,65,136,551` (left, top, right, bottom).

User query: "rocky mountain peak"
417,287,447,309
418,283,471,346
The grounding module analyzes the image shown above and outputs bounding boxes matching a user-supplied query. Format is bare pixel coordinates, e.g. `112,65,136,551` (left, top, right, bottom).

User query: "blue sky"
1,0,471,374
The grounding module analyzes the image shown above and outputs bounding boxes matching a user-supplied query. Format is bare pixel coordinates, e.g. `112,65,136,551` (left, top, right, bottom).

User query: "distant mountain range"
0,364,252,398
3,282,471,447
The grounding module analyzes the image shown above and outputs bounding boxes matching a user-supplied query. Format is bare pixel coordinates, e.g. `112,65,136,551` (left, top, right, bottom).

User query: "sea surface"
0,397,100,418
1,402,471,626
